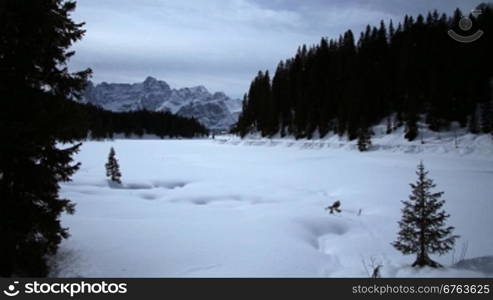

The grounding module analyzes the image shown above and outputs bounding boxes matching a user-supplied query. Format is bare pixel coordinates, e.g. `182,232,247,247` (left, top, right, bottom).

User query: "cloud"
68,0,480,98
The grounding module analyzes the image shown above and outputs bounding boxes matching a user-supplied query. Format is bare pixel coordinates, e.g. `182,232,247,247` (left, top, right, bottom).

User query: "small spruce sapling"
357,128,372,152
392,161,458,268
105,147,122,184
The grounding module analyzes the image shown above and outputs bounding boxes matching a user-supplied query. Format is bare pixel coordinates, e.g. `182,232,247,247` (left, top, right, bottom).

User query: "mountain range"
80,77,242,130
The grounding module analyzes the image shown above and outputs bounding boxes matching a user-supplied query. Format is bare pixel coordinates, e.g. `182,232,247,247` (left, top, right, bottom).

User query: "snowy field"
54,136,493,277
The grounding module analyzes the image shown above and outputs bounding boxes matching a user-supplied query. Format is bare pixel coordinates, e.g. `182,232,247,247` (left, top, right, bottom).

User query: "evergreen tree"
392,162,459,268
386,116,393,134
0,0,91,276
105,147,122,184
480,101,491,134
357,127,372,152
357,118,371,152
404,116,419,141
233,6,493,142
468,105,479,134
491,78,493,138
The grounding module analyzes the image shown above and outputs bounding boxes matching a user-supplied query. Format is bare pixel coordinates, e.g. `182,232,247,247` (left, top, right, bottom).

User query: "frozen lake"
55,138,493,277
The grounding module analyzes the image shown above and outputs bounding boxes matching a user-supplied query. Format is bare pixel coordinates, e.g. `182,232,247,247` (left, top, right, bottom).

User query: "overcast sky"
68,0,479,98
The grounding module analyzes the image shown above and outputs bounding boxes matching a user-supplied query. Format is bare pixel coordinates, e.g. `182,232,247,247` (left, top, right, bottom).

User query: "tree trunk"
413,252,442,268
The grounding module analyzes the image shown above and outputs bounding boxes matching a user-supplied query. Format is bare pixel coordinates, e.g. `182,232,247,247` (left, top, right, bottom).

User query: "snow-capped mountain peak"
81,77,242,130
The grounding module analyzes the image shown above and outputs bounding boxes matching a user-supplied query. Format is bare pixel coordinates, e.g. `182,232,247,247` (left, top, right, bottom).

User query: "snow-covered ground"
224,123,493,157
54,134,493,277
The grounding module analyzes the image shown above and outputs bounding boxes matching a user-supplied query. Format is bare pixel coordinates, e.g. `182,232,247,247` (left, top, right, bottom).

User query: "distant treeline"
61,101,209,140
233,5,493,140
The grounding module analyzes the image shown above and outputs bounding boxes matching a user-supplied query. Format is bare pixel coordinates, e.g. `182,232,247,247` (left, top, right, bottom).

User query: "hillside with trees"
233,5,493,141
68,101,209,140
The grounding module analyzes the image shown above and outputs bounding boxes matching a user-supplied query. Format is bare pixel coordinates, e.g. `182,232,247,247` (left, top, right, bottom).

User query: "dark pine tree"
0,0,91,276
468,105,480,134
392,162,459,268
233,6,493,143
404,118,419,141
386,116,393,134
357,127,372,152
480,101,492,134
105,147,122,184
